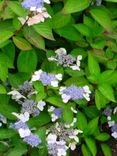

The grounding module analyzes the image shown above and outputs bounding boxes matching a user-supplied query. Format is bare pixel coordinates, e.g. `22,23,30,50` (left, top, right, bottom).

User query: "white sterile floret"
46,133,57,144
31,70,42,82
113,107,117,114
12,112,30,122
48,106,55,112
71,107,77,114
51,80,58,87
44,0,51,4
69,142,77,151
30,6,37,11
55,74,62,81
83,86,91,101
37,100,46,111
55,48,67,55
8,90,26,101
18,16,28,25
51,114,58,122
61,94,71,103
18,128,31,138
107,116,111,121
59,87,66,94
111,132,117,139
108,121,115,127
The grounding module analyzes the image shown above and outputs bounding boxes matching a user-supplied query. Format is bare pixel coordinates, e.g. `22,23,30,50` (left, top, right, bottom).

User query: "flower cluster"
0,114,7,127
46,122,82,156
31,70,62,87
48,106,63,122
10,112,41,147
8,81,36,102
59,85,91,103
19,0,51,26
8,81,46,117
48,48,82,70
103,107,117,139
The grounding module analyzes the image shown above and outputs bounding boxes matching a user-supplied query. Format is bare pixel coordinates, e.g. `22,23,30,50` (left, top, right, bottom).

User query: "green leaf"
74,24,91,37
13,36,32,51
0,31,13,44
28,111,51,127
95,133,110,141
88,52,100,76
81,144,91,156
98,83,115,102
100,70,117,85
8,72,31,88
63,103,74,123
84,117,99,135
33,22,54,40
55,25,83,41
85,138,97,156
0,53,8,82
17,50,37,73
95,90,108,110
90,7,112,31
84,106,99,119
0,95,18,120
8,1,27,17
0,129,16,139
64,77,88,86
0,85,6,94
104,0,117,2
52,13,71,29
46,96,65,108
101,144,112,156
23,27,45,50
76,111,87,130
63,0,90,14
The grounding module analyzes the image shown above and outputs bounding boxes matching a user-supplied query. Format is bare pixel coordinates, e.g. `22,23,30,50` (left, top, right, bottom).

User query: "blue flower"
21,0,44,10
23,133,41,147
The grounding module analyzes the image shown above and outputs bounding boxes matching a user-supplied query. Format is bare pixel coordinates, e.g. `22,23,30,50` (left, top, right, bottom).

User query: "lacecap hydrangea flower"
59,85,91,103
11,112,41,147
19,0,51,26
46,122,83,156
21,99,46,117
48,48,82,71
31,70,62,87
103,107,117,139
48,106,63,122
8,81,36,102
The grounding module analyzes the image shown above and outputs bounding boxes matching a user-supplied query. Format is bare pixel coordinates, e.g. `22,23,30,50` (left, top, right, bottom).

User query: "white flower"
44,0,51,4
71,107,77,114
31,70,42,82
61,94,71,103
69,142,77,150
8,90,26,101
48,106,55,112
108,121,115,127
51,80,58,87
113,107,117,114
46,133,57,144
18,128,31,138
111,132,117,139
55,74,62,81
12,112,30,122
51,114,58,122
55,48,67,55
37,101,46,111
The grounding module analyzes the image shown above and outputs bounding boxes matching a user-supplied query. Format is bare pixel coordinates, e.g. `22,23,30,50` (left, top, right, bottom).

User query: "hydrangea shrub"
0,0,117,156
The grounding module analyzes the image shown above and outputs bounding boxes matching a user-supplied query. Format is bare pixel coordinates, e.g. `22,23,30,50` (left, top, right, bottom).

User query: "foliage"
0,0,117,156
